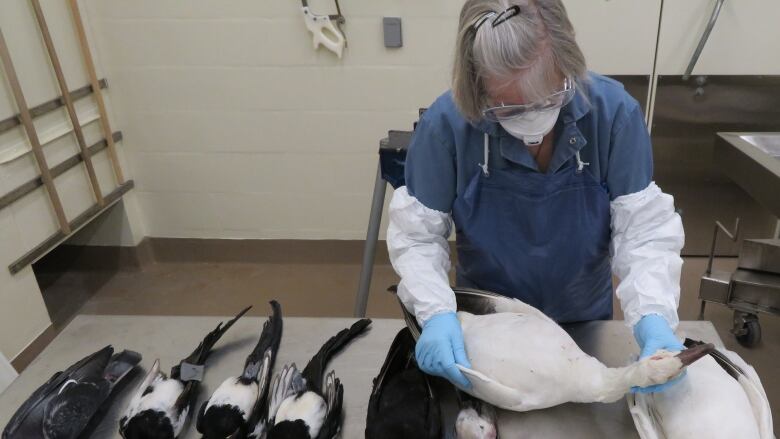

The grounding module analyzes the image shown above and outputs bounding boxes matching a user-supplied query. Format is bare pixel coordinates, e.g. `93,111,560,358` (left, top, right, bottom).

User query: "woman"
387,0,685,393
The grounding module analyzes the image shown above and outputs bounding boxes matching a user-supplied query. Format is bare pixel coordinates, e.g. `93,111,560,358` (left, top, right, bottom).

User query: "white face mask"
498,108,560,146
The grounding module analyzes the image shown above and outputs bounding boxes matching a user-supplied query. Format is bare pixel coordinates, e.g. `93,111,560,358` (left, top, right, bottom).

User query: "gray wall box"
383,17,402,48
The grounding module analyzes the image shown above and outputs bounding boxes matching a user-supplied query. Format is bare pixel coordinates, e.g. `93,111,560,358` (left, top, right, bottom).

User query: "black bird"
265,319,372,439
120,306,251,439
3,346,141,439
196,301,283,439
365,327,441,439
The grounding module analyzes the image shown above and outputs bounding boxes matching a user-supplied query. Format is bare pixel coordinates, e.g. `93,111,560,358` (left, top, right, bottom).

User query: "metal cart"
700,132,780,347
353,129,414,317
699,219,780,347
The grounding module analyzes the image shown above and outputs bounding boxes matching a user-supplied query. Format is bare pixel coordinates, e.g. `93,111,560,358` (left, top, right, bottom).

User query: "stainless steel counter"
0,316,723,438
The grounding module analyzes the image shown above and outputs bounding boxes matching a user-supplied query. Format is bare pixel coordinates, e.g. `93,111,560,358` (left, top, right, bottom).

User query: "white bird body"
454,300,704,412
123,372,189,436
205,377,259,420
121,307,251,439
630,350,773,439
275,391,327,437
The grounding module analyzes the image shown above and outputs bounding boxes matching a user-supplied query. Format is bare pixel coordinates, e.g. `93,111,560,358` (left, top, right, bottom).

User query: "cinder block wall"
85,0,461,239
84,0,663,239
0,0,666,364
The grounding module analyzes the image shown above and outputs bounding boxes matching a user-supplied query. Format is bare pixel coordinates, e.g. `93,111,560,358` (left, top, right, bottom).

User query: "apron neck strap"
574,151,590,173
483,133,589,175
481,133,490,176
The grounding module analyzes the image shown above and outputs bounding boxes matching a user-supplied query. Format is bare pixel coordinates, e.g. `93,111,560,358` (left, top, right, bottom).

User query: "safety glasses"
482,77,576,122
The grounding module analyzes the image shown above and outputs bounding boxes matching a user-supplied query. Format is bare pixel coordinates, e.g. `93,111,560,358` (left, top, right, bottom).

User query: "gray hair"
452,0,587,121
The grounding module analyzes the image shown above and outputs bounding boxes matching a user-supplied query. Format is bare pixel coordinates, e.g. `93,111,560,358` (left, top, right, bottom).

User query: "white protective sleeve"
611,182,685,329
387,186,456,325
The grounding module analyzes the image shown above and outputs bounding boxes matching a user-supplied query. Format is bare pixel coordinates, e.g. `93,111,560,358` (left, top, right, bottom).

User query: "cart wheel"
733,312,761,348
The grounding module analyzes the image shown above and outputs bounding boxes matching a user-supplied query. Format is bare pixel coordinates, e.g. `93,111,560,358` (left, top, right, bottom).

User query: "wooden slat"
0,27,70,233
8,180,135,274
30,0,104,207
0,132,122,210
0,79,107,135
68,0,125,184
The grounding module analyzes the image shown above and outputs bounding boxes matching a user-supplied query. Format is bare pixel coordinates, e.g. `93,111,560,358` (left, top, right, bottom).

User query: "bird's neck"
593,366,644,402
570,358,645,403
593,359,679,403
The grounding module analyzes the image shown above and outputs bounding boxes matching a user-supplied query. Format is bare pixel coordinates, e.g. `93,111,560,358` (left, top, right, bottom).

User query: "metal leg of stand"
354,162,388,317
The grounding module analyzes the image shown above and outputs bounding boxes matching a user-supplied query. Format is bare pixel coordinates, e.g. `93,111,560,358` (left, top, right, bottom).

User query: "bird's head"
455,406,498,439
119,410,175,439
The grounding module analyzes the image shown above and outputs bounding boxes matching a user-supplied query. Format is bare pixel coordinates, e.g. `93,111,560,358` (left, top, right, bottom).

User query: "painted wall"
0,0,668,363
657,0,780,75
84,0,661,240
0,0,142,362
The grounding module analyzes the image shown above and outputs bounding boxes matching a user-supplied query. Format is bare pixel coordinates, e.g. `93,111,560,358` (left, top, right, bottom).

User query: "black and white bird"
119,306,251,439
365,327,441,439
3,346,141,439
196,301,283,439
265,318,372,439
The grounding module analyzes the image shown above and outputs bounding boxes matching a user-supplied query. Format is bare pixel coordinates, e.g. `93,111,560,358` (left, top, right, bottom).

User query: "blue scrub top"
405,73,653,213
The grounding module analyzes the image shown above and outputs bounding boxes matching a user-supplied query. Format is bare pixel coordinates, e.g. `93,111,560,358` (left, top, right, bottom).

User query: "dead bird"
365,327,440,439
629,338,774,439
455,300,713,411
197,301,283,439
266,319,372,439
3,346,141,439
119,306,251,439
455,392,498,439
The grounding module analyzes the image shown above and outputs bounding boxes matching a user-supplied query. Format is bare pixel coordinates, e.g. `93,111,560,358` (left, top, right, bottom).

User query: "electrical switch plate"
383,17,403,48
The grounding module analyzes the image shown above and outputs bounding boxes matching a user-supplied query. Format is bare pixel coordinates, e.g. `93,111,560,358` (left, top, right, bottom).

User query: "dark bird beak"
675,343,715,366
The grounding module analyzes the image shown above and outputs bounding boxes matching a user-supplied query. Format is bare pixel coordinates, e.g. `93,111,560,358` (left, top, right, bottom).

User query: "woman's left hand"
632,313,686,393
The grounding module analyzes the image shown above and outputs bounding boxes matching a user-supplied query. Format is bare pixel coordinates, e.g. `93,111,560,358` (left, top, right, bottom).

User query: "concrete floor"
35,253,779,433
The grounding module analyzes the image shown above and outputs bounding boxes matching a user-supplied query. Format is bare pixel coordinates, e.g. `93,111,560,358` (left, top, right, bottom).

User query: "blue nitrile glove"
415,312,472,389
632,313,686,393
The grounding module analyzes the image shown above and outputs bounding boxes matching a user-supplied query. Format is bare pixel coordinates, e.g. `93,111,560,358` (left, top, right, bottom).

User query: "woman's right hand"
415,312,472,389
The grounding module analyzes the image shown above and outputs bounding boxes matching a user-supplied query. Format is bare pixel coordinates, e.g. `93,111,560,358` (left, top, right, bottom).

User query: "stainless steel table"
0,316,723,438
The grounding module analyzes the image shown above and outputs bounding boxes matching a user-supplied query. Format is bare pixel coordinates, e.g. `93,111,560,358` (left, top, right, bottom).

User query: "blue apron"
452,134,613,323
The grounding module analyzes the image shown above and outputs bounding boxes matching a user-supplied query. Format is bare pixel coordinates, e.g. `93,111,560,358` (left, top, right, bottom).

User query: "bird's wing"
4,347,113,439
423,373,442,439
316,372,344,439
245,350,274,433
627,393,664,439
457,366,530,412
176,306,252,375
301,319,371,393
2,371,63,438
242,301,283,381
267,363,305,424
104,350,143,390
247,420,267,439
369,327,414,401
173,380,197,421
719,350,774,439
42,379,110,439
121,358,161,428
